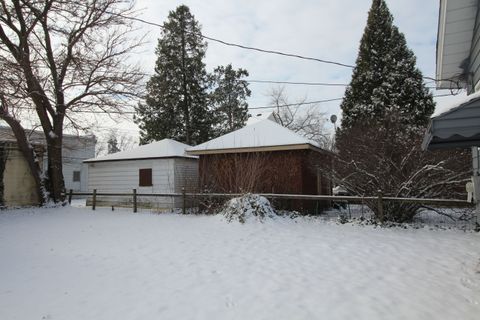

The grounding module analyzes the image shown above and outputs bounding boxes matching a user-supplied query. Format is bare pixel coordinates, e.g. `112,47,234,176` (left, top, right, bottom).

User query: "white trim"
436,0,448,89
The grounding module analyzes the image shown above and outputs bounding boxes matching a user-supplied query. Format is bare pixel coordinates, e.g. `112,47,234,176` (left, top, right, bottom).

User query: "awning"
423,94,480,150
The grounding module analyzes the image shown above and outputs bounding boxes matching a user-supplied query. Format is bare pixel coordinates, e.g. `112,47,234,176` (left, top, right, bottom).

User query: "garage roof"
84,139,196,163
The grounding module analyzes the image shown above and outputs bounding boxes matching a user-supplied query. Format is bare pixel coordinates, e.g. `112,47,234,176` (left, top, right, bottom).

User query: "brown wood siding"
198,149,332,212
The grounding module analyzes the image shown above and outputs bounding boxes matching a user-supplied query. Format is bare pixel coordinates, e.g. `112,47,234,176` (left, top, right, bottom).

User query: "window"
139,168,152,187
73,171,81,182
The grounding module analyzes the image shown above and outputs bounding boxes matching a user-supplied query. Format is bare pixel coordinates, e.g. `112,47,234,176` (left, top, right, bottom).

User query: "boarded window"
73,171,81,182
139,168,152,186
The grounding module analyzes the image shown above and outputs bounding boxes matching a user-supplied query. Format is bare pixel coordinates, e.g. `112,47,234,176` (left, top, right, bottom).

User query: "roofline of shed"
83,155,197,164
186,143,330,155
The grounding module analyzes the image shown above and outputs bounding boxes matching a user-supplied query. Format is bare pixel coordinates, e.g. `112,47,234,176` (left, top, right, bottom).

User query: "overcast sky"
98,0,467,140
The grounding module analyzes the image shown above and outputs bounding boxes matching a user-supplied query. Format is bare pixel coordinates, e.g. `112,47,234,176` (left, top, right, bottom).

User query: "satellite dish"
330,114,337,124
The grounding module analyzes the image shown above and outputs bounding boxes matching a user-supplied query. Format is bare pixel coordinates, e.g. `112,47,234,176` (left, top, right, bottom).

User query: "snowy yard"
1,205,479,320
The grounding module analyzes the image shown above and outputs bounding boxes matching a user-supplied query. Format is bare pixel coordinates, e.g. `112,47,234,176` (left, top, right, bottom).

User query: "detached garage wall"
87,158,176,209
87,157,199,210
173,158,199,208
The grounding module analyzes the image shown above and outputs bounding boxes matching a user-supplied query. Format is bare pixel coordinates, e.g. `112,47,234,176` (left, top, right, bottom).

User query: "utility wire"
11,91,460,115
111,11,466,85
245,80,348,86
112,13,356,68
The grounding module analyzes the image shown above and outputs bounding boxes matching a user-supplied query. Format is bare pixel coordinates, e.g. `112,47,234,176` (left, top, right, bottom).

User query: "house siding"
87,157,199,210
173,158,199,208
2,145,44,207
469,4,480,93
198,149,332,213
87,158,176,209
0,127,95,193
61,135,96,192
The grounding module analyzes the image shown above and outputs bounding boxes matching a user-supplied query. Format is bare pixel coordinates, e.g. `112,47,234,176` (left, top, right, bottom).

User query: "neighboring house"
186,119,332,212
84,139,198,210
0,141,45,207
423,0,480,213
436,0,480,93
0,127,96,193
59,133,96,192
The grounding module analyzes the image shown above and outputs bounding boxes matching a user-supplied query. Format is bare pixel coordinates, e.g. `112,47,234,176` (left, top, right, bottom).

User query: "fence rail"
65,189,475,220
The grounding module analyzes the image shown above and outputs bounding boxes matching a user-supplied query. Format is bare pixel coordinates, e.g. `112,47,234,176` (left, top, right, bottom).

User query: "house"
435,0,480,93
60,133,96,192
423,0,480,214
0,126,96,192
186,119,332,212
84,139,198,209
0,141,45,207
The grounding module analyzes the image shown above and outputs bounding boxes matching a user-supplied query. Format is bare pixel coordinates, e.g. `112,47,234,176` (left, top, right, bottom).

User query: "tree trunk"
44,123,66,202
179,16,191,145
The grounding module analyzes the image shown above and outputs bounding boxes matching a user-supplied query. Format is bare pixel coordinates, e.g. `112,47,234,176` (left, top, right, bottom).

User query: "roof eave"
84,155,198,163
186,143,328,155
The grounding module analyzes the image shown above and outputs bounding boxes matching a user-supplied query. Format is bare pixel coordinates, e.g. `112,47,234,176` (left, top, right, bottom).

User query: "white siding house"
424,0,480,217
0,126,96,193
84,139,198,209
61,134,96,192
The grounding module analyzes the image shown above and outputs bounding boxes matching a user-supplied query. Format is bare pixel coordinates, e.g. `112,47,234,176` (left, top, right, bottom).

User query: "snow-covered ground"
0,205,479,320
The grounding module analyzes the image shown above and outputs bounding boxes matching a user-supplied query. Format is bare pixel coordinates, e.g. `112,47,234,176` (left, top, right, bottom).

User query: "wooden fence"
66,189,474,221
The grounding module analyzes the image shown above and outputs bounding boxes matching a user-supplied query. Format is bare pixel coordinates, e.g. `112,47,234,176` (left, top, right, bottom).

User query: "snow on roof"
187,119,320,154
84,139,196,163
432,91,478,117
245,112,277,125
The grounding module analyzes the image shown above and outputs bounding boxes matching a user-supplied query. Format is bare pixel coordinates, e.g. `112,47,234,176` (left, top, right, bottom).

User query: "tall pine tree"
210,64,251,137
330,0,470,222
339,0,434,132
136,5,211,145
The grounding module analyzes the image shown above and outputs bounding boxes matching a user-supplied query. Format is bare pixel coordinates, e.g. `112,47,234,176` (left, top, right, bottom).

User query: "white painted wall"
62,135,95,192
87,158,198,209
173,158,199,208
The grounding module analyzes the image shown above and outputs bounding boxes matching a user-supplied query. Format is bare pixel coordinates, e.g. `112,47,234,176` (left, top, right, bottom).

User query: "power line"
249,98,344,110
11,91,460,116
246,80,349,86
110,11,470,86
111,13,355,68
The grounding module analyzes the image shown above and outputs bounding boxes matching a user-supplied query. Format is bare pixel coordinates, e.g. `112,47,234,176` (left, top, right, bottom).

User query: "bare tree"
326,122,471,222
96,128,136,157
0,0,144,202
269,87,333,150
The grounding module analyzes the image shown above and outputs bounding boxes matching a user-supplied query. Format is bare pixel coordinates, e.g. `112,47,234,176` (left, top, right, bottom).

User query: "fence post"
182,187,186,214
377,190,384,222
92,189,97,211
133,189,137,213
68,189,73,204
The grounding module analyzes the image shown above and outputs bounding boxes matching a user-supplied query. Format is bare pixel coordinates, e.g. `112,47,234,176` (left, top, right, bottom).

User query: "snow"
1,205,479,320
218,194,277,223
187,119,320,153
84,138,196,162
245,112,277,125
432,91,479,117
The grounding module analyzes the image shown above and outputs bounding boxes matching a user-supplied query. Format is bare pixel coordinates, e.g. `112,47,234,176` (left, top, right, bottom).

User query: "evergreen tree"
136,5,211,145
339,0,434,132
328,0,470,223
210,64,251,136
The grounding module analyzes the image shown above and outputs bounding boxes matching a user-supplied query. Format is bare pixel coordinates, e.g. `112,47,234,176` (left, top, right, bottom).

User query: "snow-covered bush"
218,194,277,223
